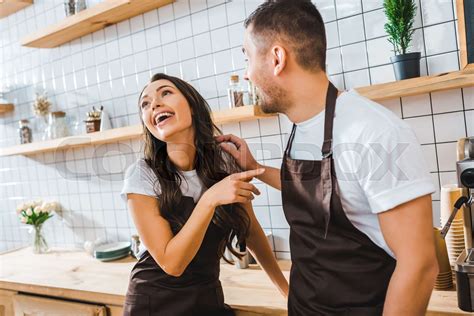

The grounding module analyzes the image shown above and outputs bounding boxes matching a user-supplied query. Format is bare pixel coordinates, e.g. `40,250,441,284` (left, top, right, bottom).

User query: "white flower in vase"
16,199,62,254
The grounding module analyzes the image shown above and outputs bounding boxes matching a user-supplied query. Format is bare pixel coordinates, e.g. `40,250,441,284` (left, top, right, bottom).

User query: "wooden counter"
0,247,469,315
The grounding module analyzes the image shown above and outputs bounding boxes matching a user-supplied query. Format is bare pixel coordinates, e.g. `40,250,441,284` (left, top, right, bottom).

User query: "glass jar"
246,80,261,106
44,111,69,140
64,0,75,16
75,0,87,13
18,119,32,144
228,75,244,108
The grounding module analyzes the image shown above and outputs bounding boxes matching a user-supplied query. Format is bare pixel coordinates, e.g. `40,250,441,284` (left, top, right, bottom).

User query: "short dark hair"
244,0,327,72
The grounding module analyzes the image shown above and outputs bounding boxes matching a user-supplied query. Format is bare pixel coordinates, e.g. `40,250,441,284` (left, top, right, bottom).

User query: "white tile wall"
0,0,472,255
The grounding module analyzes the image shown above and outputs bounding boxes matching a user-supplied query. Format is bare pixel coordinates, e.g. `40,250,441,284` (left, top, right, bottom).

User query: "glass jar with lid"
227,75,244,108
18,119,32,144
44,111,70,140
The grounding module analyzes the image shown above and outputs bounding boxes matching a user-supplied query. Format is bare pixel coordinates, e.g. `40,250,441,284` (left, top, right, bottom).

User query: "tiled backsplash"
0,0,472,257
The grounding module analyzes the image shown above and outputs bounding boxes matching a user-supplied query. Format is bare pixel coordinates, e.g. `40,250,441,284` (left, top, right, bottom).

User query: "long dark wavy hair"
138,73,250,261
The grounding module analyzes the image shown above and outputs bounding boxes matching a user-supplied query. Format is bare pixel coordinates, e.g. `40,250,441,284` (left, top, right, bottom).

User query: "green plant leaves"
20,209,53,226
383,0,417,55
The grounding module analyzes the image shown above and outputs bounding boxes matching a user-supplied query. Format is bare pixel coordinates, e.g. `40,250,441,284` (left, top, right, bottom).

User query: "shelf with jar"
0,0,32,18
0,103,14,114
354,66,474,101
20,0,175,48
3,64,474,157
0,103,275,157
0,85,14,114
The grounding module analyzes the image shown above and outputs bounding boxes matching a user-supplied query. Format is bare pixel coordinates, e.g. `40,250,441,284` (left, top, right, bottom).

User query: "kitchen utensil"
454,137,474,311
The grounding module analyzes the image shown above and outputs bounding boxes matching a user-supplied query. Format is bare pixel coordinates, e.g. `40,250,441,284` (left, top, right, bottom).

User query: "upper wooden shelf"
356,66,474,101
20,0,174,48
0,103,14,114
2,66,473,157
0,105,276,157
0,0,32,18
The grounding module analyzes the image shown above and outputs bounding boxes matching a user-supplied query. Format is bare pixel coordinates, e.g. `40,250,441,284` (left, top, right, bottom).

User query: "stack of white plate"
440,184,466,274
94,241,131,262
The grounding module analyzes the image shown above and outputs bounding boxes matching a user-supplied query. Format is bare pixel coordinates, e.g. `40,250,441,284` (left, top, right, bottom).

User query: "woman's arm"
243,202,289,297
128,193,215,277
128,169,264,277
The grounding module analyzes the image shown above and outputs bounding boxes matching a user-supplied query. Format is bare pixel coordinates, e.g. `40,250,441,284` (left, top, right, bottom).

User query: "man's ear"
271,45,287,76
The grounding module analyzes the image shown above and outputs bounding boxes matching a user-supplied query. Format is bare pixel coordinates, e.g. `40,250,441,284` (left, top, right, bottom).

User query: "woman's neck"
166,140,196,171
162,123,197,171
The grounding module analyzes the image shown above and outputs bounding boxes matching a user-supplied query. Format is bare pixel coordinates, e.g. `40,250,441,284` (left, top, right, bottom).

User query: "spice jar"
18,119,32,144
44,111,69,140
84,106,103,133
228,75,244,108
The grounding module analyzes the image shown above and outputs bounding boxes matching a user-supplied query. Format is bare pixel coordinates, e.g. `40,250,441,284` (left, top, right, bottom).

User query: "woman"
120,73,288,315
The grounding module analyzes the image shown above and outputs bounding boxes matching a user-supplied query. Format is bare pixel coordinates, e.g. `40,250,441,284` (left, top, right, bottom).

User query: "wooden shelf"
21,0,174,48
0,103,14,114
355,66,474,101
3,66,473,157
0,0,32,18
212,103,275,124
0,105,277,157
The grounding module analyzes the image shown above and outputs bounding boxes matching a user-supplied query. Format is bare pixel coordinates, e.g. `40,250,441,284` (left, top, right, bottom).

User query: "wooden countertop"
0,247,469,315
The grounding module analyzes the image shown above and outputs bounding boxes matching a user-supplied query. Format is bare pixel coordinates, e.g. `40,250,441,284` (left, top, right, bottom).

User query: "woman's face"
139,79,194,143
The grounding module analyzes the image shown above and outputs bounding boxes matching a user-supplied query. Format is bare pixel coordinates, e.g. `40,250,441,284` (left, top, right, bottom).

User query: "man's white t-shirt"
289,88,436,257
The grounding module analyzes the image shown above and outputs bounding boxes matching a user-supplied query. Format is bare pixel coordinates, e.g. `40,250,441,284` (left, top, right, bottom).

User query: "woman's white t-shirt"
120,158,205,257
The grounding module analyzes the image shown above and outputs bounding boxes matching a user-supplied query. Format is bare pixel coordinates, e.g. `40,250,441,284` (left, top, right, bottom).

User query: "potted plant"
384,0,420,80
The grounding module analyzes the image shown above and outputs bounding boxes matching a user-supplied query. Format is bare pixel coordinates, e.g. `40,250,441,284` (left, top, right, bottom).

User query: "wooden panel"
107,305,123,316
456,0,474,69
0,104,13,114
0,290,16,316
21,0,174,48
13,294,106,316
0,105,276,157
0,0,32,18
356,67,474,101
457,0,468,68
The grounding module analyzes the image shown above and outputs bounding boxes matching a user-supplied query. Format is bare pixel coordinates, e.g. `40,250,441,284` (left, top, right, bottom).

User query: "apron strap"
321,82,338,159
321,82,338,239
284,123,297,158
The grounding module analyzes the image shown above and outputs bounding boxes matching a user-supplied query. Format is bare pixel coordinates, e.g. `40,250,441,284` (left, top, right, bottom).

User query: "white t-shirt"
120,158,205,203
289,88,436,258
120,158,205,258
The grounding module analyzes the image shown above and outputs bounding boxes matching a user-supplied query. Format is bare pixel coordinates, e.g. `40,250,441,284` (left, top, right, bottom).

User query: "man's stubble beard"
257,80,289,115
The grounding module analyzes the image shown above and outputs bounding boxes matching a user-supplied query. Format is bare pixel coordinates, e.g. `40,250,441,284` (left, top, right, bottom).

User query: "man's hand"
215,134,260,171
216,134,283,190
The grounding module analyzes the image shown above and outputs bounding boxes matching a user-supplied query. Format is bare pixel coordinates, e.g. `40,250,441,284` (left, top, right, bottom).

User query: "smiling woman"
119,73,289,315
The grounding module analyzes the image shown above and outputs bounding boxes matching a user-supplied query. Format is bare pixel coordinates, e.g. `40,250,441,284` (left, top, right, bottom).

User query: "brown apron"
281,82,396,316
123,196,235,316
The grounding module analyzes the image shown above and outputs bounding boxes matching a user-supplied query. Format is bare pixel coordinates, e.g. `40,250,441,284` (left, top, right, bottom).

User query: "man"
216,1,438,315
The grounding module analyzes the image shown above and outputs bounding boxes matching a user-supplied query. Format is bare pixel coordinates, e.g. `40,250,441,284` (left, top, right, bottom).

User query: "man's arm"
243,202,289,297
216,134,282,190
379,194,438,315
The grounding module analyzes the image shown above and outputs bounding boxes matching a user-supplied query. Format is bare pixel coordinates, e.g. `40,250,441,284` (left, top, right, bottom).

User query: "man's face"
243,27,288,114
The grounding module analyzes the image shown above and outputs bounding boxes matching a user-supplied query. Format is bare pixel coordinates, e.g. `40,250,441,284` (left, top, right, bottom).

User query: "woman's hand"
202,169,265,208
